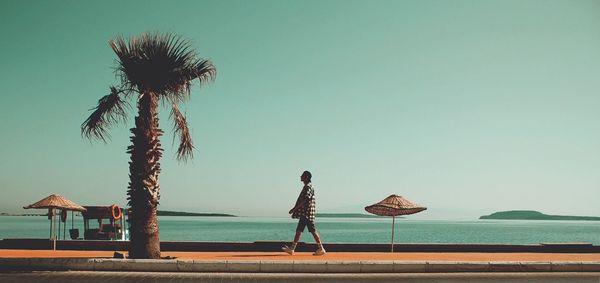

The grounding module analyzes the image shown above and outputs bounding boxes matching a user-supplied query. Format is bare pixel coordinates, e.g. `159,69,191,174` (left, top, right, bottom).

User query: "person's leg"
308,221,326,255
310,230,321,244
307,221,320,243
283,219,306,254
286,230,302,252
293,217,307,246
294,230,302,243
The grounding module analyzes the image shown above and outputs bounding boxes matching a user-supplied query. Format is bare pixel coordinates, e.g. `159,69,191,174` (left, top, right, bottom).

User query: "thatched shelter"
365,195,426,252
23,194,86,250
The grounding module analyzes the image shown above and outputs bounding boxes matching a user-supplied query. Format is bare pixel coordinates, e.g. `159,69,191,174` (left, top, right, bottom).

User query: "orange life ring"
111,204,122,220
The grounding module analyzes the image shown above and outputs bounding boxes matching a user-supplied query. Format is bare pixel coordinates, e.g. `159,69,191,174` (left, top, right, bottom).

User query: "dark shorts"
296,217,316,233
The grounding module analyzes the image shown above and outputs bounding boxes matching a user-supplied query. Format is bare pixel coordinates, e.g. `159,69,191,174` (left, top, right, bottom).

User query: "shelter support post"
48,211,52,239
53,209,57,250
391,216,395,252
63,210,65,240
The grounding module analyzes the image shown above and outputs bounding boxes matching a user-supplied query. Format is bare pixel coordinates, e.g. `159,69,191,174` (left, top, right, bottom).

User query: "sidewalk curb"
1,258,599,273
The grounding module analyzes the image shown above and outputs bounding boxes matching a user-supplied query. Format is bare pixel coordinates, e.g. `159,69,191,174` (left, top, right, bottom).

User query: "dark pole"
391,216,395,253
49,209,52,239
64,211,66,240
53,208,57,250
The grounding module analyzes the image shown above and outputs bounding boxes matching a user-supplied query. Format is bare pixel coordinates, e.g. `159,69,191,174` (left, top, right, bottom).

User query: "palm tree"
81,32,216,259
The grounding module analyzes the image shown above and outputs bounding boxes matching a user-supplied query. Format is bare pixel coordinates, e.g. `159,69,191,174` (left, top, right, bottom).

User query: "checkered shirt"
292,183,316,222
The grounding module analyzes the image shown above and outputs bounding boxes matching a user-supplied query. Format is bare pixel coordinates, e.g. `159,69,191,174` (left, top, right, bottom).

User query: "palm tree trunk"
127,92,163,259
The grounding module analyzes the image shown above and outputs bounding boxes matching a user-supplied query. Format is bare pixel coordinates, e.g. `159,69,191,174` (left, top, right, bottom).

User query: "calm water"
1,216,599,244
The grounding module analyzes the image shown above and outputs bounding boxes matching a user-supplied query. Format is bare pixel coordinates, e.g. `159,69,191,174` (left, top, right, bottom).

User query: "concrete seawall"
1,239,597,253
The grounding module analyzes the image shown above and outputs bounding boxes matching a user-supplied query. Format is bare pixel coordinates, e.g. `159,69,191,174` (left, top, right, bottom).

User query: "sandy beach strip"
0,249,599,261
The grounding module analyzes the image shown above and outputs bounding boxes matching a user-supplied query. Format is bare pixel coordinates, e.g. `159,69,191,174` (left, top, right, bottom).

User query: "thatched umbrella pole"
53,209,57,250
48,210,52,239
63,211,67,240
71,211,75,239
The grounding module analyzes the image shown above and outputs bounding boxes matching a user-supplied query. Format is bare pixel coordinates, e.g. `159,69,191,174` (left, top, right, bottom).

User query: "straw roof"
365,194,426,216
23,194,86,212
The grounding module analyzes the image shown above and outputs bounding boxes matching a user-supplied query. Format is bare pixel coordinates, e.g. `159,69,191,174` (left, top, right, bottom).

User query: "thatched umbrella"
365,194,426,252
23,194,86,250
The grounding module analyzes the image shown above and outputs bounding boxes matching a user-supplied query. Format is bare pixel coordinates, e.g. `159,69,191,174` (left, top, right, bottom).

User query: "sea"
1,216,599,244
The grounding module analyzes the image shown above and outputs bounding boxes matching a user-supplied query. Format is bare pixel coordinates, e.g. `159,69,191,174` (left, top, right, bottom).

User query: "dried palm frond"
169,104,194,161
81,87,130,142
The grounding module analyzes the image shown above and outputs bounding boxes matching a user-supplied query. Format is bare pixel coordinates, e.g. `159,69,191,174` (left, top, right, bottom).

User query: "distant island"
316,213,384,218
0,213,44,216
157,210,236,217
480,210,600,221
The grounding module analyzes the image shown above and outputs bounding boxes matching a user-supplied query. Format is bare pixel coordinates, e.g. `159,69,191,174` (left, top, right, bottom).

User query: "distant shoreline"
0,213,44,217
0,211,237,217
157,210,236,217
316,213,385,218
480,210,600,221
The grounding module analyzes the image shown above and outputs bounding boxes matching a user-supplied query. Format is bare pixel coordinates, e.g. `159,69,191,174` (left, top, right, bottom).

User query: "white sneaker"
282,245,295,255
313,247,326,256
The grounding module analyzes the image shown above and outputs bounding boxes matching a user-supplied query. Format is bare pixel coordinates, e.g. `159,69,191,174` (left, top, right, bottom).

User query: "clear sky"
1,0,599,219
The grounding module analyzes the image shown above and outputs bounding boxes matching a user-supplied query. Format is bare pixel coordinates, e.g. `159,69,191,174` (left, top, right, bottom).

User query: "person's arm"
289,187,308,214
289,200,306,214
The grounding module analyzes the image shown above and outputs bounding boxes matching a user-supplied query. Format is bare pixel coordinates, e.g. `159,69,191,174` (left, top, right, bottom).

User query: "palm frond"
194,59,217,84
169,104,194,161
110,32,216,102
81,87,130,142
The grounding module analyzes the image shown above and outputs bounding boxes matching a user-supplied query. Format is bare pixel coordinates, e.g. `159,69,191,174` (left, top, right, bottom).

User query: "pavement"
1,249,600,261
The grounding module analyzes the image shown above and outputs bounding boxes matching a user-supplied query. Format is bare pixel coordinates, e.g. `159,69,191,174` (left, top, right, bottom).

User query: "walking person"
282,170,326,256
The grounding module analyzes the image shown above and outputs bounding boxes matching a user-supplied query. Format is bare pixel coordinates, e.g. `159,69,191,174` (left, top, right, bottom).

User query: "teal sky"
1,0,600,219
